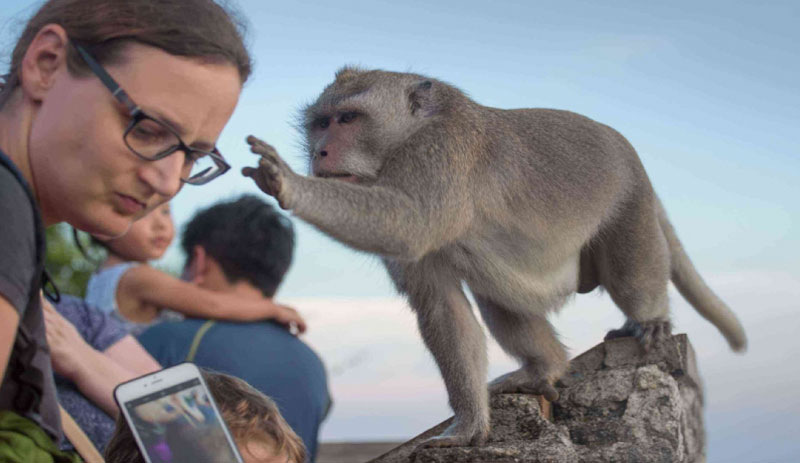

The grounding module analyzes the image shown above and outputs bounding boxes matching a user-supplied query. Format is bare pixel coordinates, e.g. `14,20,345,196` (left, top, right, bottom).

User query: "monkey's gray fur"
243,67,747,448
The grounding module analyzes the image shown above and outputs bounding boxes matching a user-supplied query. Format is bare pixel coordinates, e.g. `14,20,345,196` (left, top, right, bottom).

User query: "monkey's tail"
657,200,748,352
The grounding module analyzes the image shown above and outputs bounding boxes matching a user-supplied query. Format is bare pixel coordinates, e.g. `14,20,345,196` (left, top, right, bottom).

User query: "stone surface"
370,334,704,463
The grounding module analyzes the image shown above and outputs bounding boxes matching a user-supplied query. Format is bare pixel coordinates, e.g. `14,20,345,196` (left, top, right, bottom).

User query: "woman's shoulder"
0,153,41,313
0,157,36,227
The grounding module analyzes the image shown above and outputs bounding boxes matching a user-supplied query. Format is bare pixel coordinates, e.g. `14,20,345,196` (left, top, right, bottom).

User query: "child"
84,202,305,335
104,370,306,463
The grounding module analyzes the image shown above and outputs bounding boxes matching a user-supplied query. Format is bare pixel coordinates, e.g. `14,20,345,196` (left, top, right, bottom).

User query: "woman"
0,0,253,458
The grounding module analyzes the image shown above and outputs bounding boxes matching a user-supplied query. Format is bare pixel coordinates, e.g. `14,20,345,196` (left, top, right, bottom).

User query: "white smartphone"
114,362,243,463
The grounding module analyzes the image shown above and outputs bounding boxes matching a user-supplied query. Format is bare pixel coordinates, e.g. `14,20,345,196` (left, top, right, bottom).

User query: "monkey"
241,67,747,448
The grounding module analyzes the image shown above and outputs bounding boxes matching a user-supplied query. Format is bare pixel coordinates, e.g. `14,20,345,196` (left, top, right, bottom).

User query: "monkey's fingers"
522,382,559,402
242,165,281,197
246,135,280,158
258,154,280,171
605,319,671,352
638,320,672,352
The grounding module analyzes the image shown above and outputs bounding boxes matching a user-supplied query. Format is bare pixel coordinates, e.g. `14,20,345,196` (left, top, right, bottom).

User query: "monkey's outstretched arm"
243,135,470,260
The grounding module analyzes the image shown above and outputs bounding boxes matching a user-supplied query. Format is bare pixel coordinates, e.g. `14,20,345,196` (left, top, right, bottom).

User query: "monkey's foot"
605,319,672,351
489,369,559,401
416,420,489,449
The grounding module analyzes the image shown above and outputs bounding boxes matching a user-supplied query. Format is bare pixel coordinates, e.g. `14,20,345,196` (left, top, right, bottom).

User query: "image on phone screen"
122,377,240,463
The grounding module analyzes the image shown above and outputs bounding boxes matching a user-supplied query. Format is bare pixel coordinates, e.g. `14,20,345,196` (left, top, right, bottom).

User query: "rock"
370,334,704,463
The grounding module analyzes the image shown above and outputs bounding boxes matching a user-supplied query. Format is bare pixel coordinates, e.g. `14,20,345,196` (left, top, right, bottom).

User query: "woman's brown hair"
0,0,252,107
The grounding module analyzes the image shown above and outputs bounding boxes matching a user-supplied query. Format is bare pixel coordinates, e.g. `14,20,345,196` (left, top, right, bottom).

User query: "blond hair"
105,369,306,463
208,372,306,462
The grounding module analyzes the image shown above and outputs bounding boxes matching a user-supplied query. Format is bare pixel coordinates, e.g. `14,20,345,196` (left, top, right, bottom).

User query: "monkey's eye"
339,112,358,124
315,117,330,129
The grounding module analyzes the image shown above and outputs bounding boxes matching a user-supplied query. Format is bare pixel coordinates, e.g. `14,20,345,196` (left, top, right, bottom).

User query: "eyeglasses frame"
71,41,231,185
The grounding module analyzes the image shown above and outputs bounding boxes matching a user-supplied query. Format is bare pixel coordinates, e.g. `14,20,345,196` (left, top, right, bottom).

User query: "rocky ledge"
371,334,704,463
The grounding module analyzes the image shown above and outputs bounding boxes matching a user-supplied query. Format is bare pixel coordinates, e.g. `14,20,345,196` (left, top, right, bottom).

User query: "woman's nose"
138,153,184,198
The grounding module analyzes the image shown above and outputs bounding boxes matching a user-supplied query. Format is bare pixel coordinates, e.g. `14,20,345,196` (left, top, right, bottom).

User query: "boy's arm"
119,265,306,331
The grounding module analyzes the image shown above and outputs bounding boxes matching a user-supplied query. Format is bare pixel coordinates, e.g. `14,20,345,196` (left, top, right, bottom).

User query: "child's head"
100,202,174,262
105,370,306,463
181,195,294,297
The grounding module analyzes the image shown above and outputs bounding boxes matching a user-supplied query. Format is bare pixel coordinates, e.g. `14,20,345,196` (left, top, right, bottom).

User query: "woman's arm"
42,299,139,417
118,265,306,331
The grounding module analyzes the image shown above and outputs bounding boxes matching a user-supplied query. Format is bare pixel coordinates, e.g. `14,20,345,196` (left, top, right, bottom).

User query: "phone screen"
122,377,240,463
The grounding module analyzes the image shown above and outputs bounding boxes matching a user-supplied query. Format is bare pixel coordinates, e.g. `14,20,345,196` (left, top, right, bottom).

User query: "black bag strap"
0,150,52,416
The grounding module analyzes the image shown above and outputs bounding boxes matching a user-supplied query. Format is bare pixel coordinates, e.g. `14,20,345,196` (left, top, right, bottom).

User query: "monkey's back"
470,107,651,238
445,106,657,306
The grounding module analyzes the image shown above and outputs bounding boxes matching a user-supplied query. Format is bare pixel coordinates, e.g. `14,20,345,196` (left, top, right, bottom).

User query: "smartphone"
114,362,243,463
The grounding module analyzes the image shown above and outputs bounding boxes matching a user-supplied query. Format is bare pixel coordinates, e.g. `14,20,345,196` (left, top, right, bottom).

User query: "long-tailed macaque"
242,67,747,447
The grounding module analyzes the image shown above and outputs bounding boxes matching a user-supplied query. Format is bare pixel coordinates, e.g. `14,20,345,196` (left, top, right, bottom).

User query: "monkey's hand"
605,319,672,352
242,135,297,210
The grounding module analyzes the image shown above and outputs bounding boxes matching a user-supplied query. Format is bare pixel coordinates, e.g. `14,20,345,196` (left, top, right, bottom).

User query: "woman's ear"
19,24,70,103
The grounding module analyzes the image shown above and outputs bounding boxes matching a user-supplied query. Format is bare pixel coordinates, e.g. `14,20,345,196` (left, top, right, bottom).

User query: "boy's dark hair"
182,195,295,298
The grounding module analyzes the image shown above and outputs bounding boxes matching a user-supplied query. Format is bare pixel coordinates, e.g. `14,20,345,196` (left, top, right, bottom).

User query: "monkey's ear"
409,80,438,117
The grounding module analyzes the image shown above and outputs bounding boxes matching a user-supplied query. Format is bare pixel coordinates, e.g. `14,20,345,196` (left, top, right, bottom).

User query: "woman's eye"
130,120,171,143
340,112,357,123
184,150,207,164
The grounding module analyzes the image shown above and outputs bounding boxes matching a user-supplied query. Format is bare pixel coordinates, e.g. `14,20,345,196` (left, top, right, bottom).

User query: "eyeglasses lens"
125,117,180,158
124,117,221,184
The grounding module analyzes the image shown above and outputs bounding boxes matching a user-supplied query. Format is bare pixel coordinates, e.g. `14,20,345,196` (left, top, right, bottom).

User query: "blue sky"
2,1,798,461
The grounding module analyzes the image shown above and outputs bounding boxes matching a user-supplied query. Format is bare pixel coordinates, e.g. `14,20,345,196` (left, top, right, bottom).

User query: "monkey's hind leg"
390,261,490,448
598,194,673,350
475,296,567,402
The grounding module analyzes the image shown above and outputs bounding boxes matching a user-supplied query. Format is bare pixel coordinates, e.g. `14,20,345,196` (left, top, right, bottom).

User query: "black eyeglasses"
72,42,230,185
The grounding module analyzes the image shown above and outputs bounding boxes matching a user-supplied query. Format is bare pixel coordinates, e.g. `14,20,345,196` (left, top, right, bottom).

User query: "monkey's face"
302,67,437,185
305,106,381,184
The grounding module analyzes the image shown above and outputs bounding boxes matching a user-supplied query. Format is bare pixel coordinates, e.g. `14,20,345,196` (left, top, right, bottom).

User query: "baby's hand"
226,295,306,334
271,303,307,335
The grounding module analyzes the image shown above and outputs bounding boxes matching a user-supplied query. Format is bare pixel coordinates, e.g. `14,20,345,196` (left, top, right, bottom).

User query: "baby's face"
103,202,174,261
239,439,292,463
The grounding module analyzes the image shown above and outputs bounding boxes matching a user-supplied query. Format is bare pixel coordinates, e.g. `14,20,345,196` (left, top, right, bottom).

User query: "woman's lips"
115,193,146,215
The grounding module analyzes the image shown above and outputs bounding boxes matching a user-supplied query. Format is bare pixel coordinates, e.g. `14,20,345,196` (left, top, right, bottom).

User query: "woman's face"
103,202,174,262
28,40,241,237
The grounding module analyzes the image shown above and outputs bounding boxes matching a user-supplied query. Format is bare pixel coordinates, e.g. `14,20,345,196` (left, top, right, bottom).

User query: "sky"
2,1,798,461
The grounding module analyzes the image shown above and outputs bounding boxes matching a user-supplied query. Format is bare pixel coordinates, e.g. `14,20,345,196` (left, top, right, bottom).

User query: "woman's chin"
75,215,134,240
